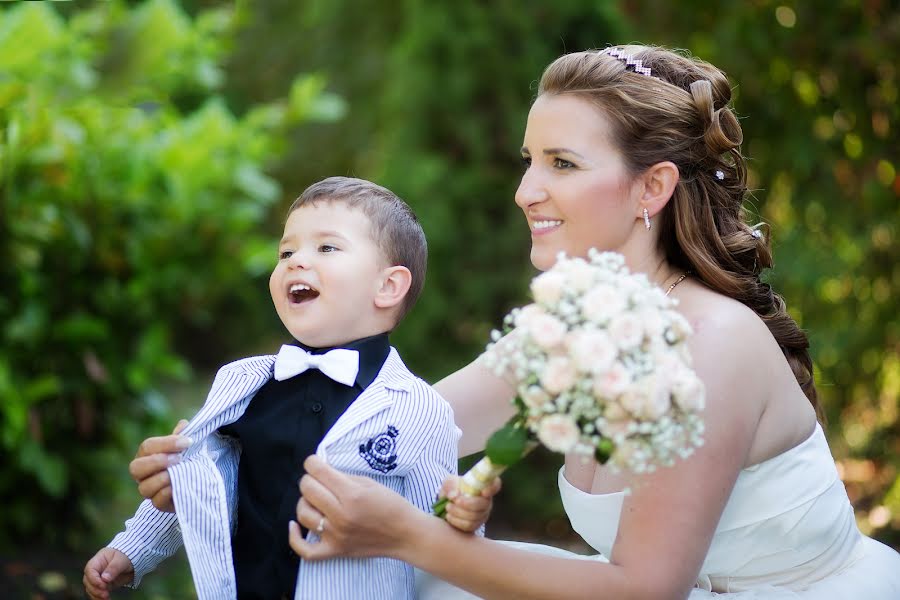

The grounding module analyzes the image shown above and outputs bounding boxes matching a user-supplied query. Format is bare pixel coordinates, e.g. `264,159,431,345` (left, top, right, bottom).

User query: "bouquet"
434,250,705,517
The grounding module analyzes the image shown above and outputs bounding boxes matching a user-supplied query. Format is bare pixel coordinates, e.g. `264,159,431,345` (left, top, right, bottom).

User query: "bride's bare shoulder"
675,281,774,349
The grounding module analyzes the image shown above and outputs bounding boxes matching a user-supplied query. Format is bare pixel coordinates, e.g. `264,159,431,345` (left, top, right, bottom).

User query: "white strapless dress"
417,423,900,598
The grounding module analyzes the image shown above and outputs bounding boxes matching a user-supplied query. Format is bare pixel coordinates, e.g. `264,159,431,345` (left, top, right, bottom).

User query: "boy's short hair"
289,176,427,323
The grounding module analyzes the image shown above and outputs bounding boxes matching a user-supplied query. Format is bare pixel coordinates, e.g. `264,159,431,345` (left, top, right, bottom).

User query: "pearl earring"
643,208,651,230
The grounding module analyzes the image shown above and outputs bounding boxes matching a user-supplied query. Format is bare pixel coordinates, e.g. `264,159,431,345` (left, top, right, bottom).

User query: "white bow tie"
273,344,360,387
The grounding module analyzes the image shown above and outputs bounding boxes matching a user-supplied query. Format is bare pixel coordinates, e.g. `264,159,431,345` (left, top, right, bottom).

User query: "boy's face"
270,202,390,348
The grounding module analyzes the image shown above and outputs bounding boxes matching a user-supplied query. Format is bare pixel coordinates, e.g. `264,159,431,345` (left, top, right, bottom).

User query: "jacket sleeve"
402,383,461,514
108,499,183,587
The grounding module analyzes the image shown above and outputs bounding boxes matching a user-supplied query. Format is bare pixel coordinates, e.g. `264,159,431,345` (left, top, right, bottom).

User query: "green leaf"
485,422,529,467
595,438,614,465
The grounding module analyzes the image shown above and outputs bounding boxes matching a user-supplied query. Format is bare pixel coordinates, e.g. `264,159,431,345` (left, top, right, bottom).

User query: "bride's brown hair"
538,45,820,418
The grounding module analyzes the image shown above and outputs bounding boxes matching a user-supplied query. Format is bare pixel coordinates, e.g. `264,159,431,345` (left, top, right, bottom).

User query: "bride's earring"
643,208,651,230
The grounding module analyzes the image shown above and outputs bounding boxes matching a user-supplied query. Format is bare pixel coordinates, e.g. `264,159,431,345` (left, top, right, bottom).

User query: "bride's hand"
440,475,502,533
288,455,427,561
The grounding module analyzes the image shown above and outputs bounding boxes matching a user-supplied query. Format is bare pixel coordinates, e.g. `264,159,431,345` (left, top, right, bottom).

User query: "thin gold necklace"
665,272,690,296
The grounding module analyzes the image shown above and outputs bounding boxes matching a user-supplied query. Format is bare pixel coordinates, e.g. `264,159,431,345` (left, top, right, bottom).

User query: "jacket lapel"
318,348,412,454
180,355,276,442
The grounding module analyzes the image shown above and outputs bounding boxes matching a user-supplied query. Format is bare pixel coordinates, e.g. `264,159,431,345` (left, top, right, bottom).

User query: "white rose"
531,271,567,306
639,308,665,339
514,304,545,329
592,361,631,398
671,370,705,412
620,375,671,420
561,258,596,292
527,313,568,350
521,385,551,410
580,284,626,324
566,330,616,373
536,414,580,453
540,356,577,394
608,312,644,350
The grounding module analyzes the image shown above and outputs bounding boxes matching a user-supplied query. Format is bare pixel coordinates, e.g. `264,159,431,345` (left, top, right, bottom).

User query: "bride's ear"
638,161,679,220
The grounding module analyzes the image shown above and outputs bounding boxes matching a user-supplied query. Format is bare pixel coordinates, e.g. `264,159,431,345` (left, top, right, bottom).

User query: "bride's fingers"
288,520,337,561
294,497,324,532
298,470,341,517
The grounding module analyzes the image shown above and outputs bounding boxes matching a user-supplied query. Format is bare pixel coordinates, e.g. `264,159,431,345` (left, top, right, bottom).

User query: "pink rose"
592,361,631,398
540,356,577,394
608,313,644,350
580,284,625,324
536,414,580,453
671,370,705,412
527,313,567,350
567,330,616,373
619,375,671,420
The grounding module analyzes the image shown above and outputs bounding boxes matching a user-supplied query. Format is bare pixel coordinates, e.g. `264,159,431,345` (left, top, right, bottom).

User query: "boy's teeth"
532,220,563,230
290,283,312,293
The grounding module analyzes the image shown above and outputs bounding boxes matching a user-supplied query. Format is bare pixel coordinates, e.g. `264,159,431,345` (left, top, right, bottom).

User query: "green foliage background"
1,0,896,597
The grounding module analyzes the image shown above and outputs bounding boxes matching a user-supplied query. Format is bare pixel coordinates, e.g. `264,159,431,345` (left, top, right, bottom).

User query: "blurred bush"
0,0,342,549
1,2,897,596
221,0,899,549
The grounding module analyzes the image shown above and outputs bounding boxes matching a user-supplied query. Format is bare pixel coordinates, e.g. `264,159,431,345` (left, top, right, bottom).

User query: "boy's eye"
318,244,338,253
279,250,293,260
553,157,575,169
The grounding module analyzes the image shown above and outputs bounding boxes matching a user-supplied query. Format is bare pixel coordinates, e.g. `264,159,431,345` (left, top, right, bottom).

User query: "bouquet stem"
433,442,536,518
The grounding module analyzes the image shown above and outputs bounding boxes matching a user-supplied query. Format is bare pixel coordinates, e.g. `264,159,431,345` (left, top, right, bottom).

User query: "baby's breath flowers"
434,250,705,517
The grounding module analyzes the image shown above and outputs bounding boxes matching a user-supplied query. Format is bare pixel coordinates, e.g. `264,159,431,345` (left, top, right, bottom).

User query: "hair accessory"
715,169,725,180
642,208,651,230
751,229,763,239
600,47,657,78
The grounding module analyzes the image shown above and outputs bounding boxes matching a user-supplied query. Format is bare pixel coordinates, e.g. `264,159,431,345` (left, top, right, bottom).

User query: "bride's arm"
434,357,517,457
290,308,769,599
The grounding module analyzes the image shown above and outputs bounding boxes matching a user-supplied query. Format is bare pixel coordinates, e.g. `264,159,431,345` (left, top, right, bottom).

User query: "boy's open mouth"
289,283,320,304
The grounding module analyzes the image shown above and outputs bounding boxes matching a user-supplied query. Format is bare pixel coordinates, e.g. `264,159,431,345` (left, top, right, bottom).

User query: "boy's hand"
130,419,191,513
440,474,501,533
83,547,134,599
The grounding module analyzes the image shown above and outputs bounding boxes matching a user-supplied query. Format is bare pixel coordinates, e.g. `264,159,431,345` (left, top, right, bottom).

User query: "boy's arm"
107,499,183,587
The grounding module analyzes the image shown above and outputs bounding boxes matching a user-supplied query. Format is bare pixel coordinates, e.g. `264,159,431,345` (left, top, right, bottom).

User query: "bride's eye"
520,156,532,169
553,157,576,169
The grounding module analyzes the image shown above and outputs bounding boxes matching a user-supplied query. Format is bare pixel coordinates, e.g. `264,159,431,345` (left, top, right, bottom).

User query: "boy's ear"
374,265,412,310
638,161,679,220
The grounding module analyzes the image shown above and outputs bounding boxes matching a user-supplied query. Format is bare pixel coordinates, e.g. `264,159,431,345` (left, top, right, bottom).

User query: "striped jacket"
109,347,460,600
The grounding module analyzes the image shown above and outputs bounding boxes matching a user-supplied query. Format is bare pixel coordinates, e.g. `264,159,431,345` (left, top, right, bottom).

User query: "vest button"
311,402,323,413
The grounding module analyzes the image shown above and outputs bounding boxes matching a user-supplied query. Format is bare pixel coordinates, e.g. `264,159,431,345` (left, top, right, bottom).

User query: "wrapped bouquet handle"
433,250,705,518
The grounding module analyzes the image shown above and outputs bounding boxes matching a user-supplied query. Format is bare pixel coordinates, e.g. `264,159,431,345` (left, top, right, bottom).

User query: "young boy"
83,177,460,600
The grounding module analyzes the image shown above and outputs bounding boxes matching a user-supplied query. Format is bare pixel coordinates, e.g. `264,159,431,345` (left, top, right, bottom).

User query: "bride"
288,46,900,599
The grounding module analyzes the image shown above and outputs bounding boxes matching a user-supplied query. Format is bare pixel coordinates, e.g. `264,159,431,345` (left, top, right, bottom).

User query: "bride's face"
515,94,640,271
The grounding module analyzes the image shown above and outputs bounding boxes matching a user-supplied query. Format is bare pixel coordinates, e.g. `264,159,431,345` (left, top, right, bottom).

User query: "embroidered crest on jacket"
359,425,399,473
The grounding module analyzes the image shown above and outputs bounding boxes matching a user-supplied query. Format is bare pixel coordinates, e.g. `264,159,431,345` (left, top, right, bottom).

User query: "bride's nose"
515,169,549,209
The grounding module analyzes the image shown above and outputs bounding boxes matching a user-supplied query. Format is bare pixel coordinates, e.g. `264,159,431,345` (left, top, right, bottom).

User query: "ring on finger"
316,517,326,535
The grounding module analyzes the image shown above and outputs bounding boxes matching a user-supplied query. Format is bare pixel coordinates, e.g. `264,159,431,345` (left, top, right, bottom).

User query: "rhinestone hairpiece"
600,47,657,79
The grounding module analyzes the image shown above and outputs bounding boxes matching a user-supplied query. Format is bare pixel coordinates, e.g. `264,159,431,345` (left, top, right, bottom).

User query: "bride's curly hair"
538,45,821,418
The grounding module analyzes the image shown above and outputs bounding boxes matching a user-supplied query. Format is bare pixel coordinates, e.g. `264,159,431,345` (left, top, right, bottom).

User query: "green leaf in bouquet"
595,438,614,464
485,421,529,466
